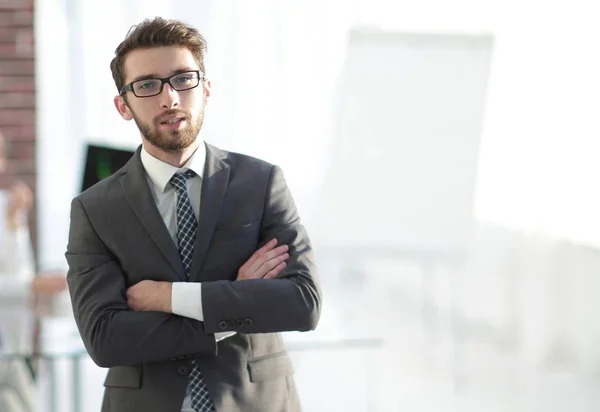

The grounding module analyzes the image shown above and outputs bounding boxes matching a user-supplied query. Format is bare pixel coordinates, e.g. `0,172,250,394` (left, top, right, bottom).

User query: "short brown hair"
110,17,207,93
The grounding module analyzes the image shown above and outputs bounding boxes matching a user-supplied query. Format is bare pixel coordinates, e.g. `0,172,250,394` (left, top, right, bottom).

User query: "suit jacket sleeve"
65,197,217,368
201,165,322,334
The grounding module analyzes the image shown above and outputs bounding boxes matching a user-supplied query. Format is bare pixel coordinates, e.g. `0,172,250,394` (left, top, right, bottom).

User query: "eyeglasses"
119,70,204,98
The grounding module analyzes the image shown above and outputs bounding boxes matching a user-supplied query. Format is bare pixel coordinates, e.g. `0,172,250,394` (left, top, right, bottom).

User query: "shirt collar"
140,142,206,193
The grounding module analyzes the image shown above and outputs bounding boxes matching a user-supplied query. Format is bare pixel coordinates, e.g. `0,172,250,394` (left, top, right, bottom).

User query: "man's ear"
114,95,134,120
203,78,211,102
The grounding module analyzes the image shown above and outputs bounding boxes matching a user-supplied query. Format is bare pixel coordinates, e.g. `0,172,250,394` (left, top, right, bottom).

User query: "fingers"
264,245,289,261
258,238,278,253
257,252,289,277
248,244,288,275
240,238,278,271
263,261,287,279
237,238,291,280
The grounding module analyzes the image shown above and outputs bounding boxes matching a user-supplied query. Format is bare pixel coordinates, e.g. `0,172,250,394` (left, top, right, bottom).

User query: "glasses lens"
170,72,200,91
133,79,162,97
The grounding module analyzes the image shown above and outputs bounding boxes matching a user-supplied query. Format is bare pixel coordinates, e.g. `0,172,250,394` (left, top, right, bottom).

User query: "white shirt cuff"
171,282,237,342
215,332,236,342
171,282,204,321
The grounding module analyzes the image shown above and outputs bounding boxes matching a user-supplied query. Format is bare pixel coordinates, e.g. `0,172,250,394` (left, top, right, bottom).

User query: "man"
65,17,321,412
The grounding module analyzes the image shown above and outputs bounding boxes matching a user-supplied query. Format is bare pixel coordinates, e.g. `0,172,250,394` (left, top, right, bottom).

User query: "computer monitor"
81,144,135,192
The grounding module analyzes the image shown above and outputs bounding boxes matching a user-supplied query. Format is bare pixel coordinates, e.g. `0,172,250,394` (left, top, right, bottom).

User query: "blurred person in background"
0,131,67,300
0,131,67,412
66,17,321,412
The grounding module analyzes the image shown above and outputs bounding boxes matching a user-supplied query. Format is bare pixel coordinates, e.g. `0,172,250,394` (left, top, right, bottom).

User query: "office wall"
0,1,37,250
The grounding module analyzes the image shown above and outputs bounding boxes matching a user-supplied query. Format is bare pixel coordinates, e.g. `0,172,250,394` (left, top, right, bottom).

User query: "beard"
133,105,205,152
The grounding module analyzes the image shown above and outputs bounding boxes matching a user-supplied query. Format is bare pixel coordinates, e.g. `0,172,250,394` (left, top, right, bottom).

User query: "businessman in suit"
65,17,321,412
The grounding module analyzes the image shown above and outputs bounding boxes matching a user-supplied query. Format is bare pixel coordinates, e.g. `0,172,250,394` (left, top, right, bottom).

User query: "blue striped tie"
170,171,215,412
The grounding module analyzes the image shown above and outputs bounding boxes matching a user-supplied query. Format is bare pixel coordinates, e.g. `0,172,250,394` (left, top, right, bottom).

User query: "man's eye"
139,82,157,89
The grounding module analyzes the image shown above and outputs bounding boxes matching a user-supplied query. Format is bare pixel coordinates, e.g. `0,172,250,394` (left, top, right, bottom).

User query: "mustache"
155,109,189,123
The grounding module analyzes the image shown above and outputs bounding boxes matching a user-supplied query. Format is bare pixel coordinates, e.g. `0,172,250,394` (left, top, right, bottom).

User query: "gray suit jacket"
65,143,322,412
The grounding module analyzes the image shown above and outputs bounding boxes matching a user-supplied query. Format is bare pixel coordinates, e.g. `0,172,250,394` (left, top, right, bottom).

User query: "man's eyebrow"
129,68,199,84
130,73,160,83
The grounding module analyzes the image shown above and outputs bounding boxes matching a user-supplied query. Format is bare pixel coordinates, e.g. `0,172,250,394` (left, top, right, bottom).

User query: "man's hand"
237,238,289,281
127,280,172,313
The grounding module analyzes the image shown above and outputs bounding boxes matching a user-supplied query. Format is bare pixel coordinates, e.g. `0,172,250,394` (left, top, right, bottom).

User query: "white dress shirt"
141,143,235,331
141,144,235,412
140,144,206,318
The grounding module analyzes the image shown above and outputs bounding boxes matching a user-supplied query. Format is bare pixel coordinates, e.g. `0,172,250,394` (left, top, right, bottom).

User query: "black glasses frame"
119,70,204,97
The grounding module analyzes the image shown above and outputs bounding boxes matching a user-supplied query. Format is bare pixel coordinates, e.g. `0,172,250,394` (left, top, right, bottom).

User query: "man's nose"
159,83,180,109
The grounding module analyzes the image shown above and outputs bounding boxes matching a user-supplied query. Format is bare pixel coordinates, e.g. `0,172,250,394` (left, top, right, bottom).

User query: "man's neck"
142,140,201,168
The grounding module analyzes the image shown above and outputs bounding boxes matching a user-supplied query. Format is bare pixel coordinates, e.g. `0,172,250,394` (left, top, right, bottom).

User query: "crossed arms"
65,166,321,367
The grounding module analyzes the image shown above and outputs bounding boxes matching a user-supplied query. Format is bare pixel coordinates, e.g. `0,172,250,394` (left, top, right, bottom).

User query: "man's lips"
161,118,185,125
160,116,186,124
158,111,188,124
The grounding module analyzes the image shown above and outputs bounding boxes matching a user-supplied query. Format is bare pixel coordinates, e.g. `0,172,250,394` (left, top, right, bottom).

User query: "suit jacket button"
244,318,253,327
177,366,189,376
227,320,236,328
236,319,245,327
218,321,228,330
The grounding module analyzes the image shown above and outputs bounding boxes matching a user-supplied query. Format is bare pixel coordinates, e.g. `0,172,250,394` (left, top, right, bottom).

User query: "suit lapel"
120,148,186,281
189,143,230,281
